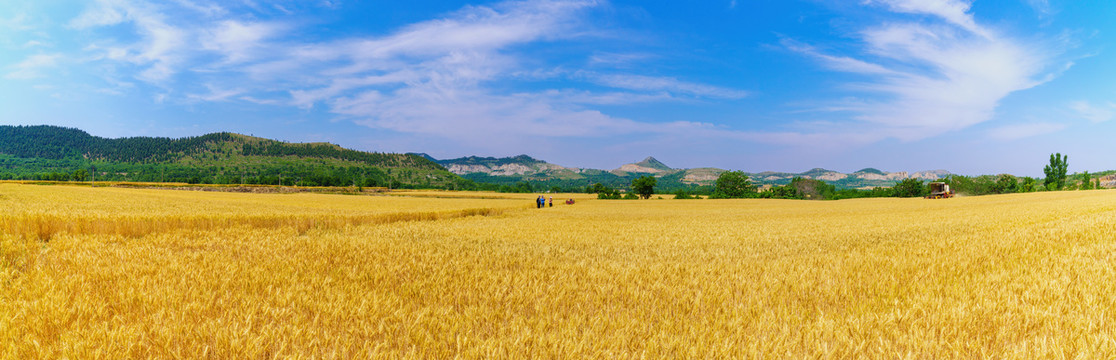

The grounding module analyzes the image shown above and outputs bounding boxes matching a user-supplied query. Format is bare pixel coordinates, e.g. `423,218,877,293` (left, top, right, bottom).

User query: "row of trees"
0,158,473,189
590,153,1104,200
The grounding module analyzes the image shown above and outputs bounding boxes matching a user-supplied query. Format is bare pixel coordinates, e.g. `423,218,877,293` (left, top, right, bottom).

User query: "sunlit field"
3,183,1116,358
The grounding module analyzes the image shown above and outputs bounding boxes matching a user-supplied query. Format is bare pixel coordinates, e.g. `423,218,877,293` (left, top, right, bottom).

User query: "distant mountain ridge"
433,154,952,190
431,155,567,176
613,156,672,175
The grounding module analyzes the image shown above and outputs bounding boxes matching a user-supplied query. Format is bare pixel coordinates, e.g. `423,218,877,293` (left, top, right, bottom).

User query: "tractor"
925,182,954,199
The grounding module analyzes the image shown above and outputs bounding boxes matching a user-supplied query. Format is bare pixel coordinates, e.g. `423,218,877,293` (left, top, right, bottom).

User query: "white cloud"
784,0,1063,144
169,0,227,17
1069,101,1115,123
587,52,654,67
988,122,1065,140
56,0,751,149
201,20,283,64
537,89,675,105
69,1,127,28
865,0,989,39
186,84,244,102
242,0,745,142
272,4,294,15
589,73,749,99
1,13,35,31
1025,0,1053,17
5,53,61,79
72,0,188,82
781,39,899,75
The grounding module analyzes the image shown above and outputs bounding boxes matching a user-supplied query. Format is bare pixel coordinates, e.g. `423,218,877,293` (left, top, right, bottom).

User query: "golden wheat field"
3,183,1116,358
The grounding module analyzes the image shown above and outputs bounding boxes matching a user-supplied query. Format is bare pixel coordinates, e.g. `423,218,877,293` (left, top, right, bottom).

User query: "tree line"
0,156,475,189
591,153,1105,200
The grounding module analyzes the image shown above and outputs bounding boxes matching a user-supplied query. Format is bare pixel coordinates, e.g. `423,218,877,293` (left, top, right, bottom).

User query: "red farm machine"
925,182,955,199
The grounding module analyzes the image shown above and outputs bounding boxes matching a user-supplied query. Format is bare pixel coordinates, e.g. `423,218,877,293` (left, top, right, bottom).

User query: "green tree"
992,174,1019,194
788,177,834,199
762,184,800,199
711,171,756,198
71,169,89,182
672,189,696,199
594,184,621,199
891,178,927,198
1020,177,1037,192
588,183,610,194
1081,171,1093,190
631,175,657,199
1043,153,1068,190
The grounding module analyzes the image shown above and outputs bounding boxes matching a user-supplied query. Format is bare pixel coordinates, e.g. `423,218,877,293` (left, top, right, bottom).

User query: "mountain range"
420,154,952,190
8,125,1113,192
0,125,967,191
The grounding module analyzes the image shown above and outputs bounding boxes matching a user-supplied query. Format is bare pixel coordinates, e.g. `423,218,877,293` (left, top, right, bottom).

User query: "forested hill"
0,125,441,169
0,125,464,188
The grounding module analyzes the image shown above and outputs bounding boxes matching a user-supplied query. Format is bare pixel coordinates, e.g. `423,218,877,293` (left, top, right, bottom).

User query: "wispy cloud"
36,0,754,153
1069,100,1115,123
201,20,284,64
589,73,749,99
5,53,61,79
1,13,35,31
781,39,899,75
220,0,746,146
71,0,189,82
783,0,1066,144
988,122,1065,140
587,52,654,67
186,84,244,102
1024,0,1054,17
864,0,989,39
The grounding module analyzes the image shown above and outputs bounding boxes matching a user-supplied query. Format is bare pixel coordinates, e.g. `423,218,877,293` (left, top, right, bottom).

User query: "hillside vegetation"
0,125,467,188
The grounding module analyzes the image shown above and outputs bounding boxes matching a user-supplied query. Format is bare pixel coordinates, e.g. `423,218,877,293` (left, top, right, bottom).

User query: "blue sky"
1,0,1113,176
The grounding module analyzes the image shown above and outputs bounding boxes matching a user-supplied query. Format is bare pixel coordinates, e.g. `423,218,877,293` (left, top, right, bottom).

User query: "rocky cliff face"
1100,174,1116,188
812,171,848,181
443,162,569,176
852,170,908,181
614,163,669,174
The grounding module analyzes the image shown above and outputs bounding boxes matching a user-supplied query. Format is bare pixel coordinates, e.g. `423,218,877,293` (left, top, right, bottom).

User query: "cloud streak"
784,0,1065,144
987,122,1065,140
588,73,749,99
1069,100,1114,123
5,53,61,79
16,0,1074,160
59,0,756,151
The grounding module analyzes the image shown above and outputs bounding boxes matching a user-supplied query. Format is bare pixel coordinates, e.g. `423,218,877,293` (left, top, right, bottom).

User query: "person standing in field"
548,196,553,207
536,195,543,208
